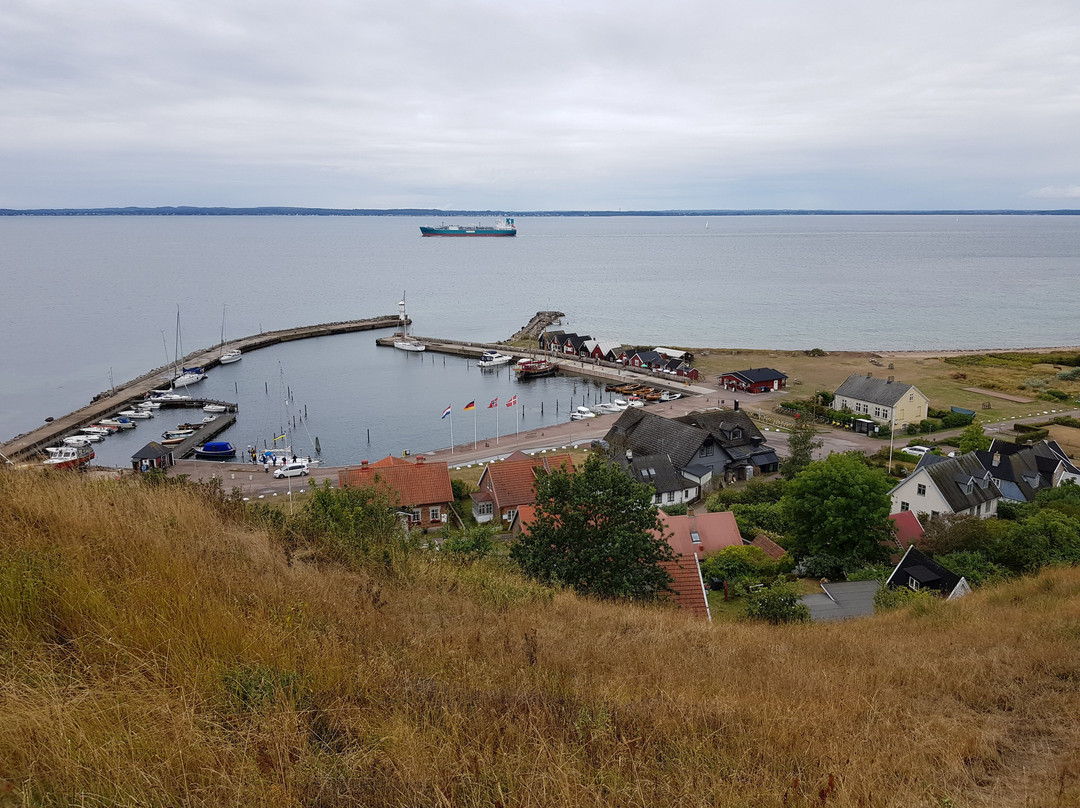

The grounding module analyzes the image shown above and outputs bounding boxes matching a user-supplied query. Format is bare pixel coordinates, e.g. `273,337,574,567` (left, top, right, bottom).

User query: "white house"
833,373,929,431
888,454,1001,520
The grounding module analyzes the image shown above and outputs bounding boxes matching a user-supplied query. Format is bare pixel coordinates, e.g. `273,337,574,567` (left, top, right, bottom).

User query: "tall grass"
3,468,1080,806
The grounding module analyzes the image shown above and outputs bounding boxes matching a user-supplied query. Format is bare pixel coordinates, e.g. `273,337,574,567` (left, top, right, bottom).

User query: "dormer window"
690,531,701,544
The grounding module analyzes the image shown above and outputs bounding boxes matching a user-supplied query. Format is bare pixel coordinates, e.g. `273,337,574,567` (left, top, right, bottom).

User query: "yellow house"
833,373,929,431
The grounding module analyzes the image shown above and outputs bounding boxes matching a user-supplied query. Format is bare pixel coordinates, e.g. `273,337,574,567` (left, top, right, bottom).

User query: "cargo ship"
420,218,516,237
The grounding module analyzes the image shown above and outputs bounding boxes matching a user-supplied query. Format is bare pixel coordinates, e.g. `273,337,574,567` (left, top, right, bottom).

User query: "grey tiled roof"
605,409,710,470
615,452,688,495
886,546,963,595
920,453,1001,512
834,373,918,407
802,580,881,621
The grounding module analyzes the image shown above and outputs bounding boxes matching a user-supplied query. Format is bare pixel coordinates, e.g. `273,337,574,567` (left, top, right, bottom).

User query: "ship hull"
420,228,516,237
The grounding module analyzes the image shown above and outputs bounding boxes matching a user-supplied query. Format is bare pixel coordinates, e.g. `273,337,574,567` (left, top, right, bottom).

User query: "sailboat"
393,293,426,352
171,308,207,387
218,304,242,364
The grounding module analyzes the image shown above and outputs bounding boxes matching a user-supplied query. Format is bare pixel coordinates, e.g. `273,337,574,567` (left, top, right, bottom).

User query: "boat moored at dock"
478,350,515,368
194,441,236,459
43,443,94,469
514,358,557,378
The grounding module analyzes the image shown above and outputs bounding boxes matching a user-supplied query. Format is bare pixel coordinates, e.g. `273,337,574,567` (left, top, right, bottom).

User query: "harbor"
1,315,401,463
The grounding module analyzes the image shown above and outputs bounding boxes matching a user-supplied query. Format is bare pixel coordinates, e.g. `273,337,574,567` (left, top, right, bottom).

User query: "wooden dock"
2,315,400,463
172,414,237,459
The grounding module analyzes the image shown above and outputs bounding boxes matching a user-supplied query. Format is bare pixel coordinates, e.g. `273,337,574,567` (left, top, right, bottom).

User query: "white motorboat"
81,425,114,436
570,406,597,420
63,435,93,446
150,392,191,401
100,417,136,430
611,399,630,410
393,294,426,352
659,391,682,402
73,431,103,442
203,403,227,413
118,409,152,419
43,443,94,469
626,397,645,408
219,348,242,364
137,400,162,409
593,402,622,414
478,350,514,368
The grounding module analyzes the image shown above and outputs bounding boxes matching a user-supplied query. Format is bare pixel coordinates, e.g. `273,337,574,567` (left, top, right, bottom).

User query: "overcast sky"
2,0,1079,210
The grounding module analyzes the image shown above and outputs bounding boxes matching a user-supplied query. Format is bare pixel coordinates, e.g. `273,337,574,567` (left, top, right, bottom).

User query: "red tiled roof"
510,504,538,534
889,511,925,546
656,510,743,558
369,455,412,467
660,555,710,619
480,452,575,512
338,457,453,507
750,534,787,560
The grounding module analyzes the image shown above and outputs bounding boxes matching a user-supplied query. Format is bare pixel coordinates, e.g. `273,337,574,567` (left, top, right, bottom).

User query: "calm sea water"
4,215,1079,463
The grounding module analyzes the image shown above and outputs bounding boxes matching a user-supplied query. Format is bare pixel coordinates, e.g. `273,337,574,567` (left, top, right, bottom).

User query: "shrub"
845,563,892,582
874,585,936,613
934,551,1007,588
1039,389,1070,402
439,524,496,563
700,545,777,587
905,424,918,435
660,503,687,516
1025,377,1047,389
1057,367,1080,381
744,581,810,624
795,554,845,580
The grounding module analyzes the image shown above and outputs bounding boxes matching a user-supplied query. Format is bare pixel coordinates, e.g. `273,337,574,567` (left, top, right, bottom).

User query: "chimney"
626,449,633,460
687,506,695,517
866,372,872,379
361,460,369,466
733,399,740,411
416,455,425,464
887,375,894,383
992,452,1000,467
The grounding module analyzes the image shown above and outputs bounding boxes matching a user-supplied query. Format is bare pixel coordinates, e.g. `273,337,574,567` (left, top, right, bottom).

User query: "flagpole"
473,406,477,449
496,400,500,445
450,408,454,455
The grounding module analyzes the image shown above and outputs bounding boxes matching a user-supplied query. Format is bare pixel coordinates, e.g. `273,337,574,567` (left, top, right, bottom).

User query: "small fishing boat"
659,391,682,402
514,358,557,378
625,396,645,408
194,441,236,459
593,402,622,414
62,435,93,446
176,422,204,431
81,425,114,436
570,406,596,420
43,443,94,469
202,403,227,413
611,399,630,410
73,431,103,442
478,350,515,368
161,429,195,445
137,400,162,409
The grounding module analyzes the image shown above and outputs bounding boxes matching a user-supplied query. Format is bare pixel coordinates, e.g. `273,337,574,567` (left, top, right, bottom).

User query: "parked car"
274,461,309,478
902,445,933,457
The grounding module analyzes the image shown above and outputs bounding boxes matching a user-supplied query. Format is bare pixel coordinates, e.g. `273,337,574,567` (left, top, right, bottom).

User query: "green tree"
781,416,823,480
302,481,414,568
957,422,991,453
510,453,673,599
781,453,894,564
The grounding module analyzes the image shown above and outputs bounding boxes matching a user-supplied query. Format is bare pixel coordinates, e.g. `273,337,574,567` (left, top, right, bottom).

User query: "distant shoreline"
2,207,1080,217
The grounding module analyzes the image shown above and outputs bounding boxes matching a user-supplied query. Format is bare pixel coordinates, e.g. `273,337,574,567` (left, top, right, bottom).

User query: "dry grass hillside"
3,469,1080,807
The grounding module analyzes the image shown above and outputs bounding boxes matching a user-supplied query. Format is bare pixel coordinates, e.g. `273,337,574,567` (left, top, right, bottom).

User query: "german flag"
463,400,475,411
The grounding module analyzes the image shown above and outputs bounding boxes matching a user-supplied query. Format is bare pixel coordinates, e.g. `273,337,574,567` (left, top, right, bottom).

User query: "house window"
908,577,921,591
909,393,914,402
917,484,926,496
874,407,881,418
410,508,422,523
429,506,440,521
690,531,701,544
666,491,675,503
504,509,518,523
700,444,713,458
476,501,493,516
654,494,661,505
900,501,910,511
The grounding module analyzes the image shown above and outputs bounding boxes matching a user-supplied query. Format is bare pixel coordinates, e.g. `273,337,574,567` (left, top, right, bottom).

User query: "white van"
274,461,309,478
